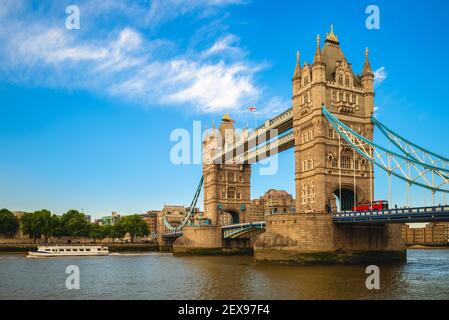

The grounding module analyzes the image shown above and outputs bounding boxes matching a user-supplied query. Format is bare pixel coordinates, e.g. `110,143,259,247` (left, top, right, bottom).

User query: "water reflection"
0,250,448,300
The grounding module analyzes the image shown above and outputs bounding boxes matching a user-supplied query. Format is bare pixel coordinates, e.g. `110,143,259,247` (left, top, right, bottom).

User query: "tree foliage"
115,214,149,242
0,209,19,237
20,210,54,243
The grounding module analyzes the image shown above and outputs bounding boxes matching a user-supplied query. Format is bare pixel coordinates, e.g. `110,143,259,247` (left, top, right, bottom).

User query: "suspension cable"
369,146,373,210
353,147,357,210
339,134,342,211
388,140,392,206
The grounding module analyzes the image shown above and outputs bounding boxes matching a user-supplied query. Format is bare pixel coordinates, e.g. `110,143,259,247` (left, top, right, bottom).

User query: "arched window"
338,75,343,85
345,76,350,87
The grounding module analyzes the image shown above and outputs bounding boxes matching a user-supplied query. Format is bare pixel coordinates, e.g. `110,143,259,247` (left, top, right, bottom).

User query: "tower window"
341,155,351,169
332,91,337,101
338,75,343,85
345,76,350,87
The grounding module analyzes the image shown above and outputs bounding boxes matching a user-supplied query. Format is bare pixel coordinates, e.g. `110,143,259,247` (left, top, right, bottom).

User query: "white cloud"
0,0,266,114
374,66,387,85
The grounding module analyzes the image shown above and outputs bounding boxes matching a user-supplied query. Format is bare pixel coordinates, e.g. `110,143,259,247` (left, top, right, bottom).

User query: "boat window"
86,249,91,251
73,249,78,251
45,249,51,251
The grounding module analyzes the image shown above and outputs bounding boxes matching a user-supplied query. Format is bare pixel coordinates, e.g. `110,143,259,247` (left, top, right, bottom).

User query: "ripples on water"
0,250,448,300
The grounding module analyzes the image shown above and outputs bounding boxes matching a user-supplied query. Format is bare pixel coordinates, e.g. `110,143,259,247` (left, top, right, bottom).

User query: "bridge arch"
329,184,365,212
219,209,242,226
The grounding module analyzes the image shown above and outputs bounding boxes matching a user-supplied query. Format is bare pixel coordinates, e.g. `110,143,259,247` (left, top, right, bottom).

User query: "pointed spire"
293,50,301,80
325,24,339,44
362,47,373,76
313,34,322,64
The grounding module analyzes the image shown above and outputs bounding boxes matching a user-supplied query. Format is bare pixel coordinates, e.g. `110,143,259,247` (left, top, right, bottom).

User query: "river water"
0,249,448,300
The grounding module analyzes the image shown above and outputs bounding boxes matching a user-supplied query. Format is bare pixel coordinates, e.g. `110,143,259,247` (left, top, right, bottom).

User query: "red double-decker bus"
352,200,389,211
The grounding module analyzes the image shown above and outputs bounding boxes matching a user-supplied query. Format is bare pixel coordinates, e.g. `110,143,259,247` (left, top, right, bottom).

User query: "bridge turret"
361,47,375,119
292,50,301,97
293,25,374,214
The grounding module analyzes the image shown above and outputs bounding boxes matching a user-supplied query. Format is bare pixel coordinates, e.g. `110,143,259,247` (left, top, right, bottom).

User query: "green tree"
115,215,149,242
89,224,104,243
0,209,19,237
61,210,90,238
20,210,53,243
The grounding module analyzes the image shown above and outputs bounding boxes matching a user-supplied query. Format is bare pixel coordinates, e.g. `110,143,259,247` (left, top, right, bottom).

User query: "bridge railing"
242,132,294,163
334,205,449,218
212,108,293,163
222,221,266,239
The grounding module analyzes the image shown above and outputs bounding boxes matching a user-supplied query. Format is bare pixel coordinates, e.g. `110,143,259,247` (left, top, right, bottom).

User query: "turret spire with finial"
362,47,373,76
325,24,339,44
293,50,301,80
313,34,322,64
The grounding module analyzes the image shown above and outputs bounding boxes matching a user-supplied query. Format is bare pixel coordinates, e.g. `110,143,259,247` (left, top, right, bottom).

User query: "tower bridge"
166,26,449,263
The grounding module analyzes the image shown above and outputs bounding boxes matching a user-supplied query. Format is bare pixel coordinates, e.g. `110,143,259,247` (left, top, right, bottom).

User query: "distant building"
84,215,92,223
100,211,121,226
140,211,158,235
402,223,449,246
248,189,296,221
156,205,199,234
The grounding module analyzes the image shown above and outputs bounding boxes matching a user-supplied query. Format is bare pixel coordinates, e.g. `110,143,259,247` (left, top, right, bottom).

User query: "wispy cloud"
0,0,271,114
374,66,387,85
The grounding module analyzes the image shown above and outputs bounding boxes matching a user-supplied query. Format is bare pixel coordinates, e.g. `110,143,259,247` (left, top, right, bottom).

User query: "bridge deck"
333,205,449,224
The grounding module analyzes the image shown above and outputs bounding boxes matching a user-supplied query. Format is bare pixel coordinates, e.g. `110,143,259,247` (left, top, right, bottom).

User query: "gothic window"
332,91,337,101
236,191,241,199
339,92,343,101
222,189,226,198
328,127,334,139
352,94,356,103
345,76,350,87
338,75,343,85
333,158,338,168
341,155,351,169
227,188,235,199
227,172,235,182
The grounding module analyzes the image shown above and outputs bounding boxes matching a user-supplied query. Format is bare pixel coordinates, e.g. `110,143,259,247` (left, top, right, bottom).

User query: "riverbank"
0,243,160,253
407,244,449,250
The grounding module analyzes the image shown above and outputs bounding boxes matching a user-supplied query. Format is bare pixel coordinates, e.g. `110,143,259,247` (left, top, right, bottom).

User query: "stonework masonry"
254,26,406,263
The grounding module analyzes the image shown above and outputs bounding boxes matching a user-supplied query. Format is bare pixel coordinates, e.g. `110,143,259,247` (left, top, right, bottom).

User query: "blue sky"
1,0,449,218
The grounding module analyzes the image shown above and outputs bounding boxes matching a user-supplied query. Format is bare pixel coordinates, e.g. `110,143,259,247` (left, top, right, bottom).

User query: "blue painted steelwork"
322,106,449,193
333,205,449,224
163,231,183,238
222,221,266,239
163,176,204,232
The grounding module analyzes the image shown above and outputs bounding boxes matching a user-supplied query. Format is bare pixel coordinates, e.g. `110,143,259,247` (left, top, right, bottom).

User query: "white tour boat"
27,245,109,258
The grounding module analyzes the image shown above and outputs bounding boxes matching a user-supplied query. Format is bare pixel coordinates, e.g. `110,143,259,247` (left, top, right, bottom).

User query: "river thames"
0,249,448,300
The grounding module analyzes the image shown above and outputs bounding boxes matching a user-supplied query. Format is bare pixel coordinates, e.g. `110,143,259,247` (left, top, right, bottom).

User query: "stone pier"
254,213,406,264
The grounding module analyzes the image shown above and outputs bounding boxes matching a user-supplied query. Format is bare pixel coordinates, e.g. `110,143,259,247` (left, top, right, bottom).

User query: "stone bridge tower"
293,26,375,214
202,114,251,226
254,26,405,264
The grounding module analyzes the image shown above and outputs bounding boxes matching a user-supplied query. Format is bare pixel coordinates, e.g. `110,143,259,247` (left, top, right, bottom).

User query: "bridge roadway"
333,205,449,224
163,205,449,239
163,221,267,240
